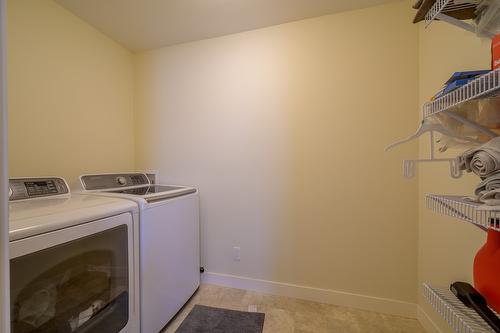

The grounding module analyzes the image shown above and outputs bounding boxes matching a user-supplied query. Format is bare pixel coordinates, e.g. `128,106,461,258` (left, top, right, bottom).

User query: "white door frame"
0,0,10,332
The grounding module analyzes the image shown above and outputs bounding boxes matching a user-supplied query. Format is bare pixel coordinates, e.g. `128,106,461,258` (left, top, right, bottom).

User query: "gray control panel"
9,177,69,201
81,173,150,190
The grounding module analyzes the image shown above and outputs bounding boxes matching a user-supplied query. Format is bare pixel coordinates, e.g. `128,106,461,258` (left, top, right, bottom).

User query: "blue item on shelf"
445,70,490,85
434,70,490,99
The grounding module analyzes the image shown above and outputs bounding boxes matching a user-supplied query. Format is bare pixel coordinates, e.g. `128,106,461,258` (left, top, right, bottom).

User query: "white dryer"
9,177,140,333
77,173,200,333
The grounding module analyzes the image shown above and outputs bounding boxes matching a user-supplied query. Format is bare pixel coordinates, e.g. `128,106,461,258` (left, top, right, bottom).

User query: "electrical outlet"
233,246,240,261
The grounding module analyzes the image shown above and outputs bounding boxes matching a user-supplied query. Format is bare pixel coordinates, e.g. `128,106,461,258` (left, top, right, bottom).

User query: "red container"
474,228,500,313
493,34,500,70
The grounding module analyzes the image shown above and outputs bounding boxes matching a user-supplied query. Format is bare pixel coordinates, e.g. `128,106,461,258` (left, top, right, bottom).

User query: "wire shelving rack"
426,194,500,232
423,68,500,119
423,284,499,333
423,0,494,38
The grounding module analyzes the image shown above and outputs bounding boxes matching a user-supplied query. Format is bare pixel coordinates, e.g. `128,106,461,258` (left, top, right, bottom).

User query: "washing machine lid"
105,185,196,201
78,173,197,203
9,194,137,241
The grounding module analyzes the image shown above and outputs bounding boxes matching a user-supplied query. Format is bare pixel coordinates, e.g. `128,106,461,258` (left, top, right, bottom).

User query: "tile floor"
162,284,426,333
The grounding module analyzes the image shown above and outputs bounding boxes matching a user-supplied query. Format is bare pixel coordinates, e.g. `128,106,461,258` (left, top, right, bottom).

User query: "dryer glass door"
10,223,129,333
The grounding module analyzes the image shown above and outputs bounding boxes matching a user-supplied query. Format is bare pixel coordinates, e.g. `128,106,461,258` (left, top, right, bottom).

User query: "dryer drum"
11,227,130,333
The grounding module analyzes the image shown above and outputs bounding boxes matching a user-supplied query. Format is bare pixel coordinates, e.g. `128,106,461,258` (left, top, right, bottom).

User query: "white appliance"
77,173,200,333
9,177,140,333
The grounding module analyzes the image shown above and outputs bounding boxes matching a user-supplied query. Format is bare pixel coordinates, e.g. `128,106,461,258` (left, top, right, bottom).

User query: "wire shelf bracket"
423,284,500,333
435,13,478,35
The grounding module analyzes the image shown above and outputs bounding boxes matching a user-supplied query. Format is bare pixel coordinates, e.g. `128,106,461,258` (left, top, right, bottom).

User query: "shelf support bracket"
441,110,498,139
435,13,475,34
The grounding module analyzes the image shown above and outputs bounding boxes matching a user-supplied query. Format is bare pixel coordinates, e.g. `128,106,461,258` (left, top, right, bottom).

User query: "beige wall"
135,1,420,306
417,23,491,333
7,0,135,182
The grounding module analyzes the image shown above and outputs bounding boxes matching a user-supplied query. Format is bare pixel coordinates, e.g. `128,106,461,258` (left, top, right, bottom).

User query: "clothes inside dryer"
11,226,129,333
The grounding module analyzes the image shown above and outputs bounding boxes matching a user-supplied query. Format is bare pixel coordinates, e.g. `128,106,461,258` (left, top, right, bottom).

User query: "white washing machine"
77,173,200,333
9,177,140,333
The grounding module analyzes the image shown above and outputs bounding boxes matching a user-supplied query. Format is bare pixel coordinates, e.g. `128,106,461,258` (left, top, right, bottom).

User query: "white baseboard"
417,306,443,333
202,271,417,319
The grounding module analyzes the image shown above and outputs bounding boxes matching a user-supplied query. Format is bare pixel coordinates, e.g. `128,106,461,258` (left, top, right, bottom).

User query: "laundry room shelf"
424,0,475,26
426,195,500,231
423,284,499,333
422,0,490,37
423,68,500,119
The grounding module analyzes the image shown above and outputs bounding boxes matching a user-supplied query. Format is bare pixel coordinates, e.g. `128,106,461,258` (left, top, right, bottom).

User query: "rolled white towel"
479,189,500,206
475,172,500,196
458,136,500,177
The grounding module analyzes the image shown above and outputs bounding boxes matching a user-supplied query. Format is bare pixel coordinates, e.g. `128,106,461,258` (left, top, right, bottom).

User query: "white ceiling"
55,0,398,52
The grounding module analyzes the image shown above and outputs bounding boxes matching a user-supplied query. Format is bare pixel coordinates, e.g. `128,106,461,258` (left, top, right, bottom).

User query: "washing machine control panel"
8,177,69,201
80,173,150,190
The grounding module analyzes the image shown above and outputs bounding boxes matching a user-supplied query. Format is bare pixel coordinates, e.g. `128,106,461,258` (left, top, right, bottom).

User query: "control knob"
116,176,127,186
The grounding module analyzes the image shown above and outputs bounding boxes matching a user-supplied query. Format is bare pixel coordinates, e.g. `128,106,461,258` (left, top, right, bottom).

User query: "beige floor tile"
216,286,248,311
294,301,362,333
262,308,294,333
242,291,297,313
162,284,426,333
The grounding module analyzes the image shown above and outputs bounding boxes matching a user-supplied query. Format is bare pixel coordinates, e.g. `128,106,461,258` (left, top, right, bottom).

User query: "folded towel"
478,189,500,206
475,172,500,196
458,136,500,177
